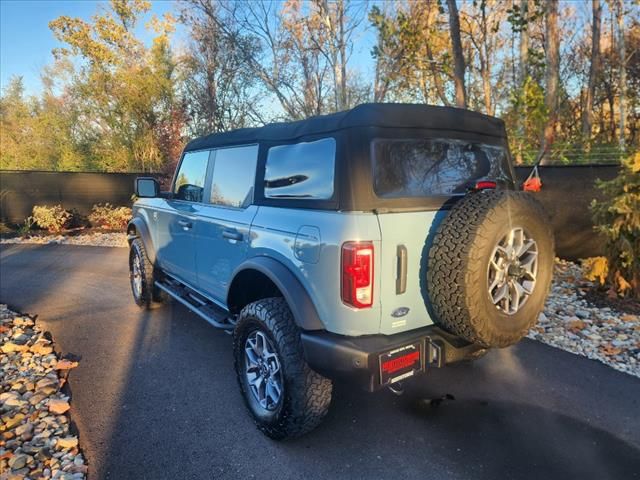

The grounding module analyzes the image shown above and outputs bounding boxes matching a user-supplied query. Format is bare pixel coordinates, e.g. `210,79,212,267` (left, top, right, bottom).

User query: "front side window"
210,145,258,208
265,138,336,200
372,138,509,198
174,150,210,202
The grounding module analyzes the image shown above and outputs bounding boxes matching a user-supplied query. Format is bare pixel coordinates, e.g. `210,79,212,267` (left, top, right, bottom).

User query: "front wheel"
129,238,165,308
233,297,333,439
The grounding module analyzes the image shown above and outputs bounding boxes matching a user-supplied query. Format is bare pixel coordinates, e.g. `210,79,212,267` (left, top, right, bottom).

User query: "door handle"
396,245,407,295
178,219,192,230
223,229,243,241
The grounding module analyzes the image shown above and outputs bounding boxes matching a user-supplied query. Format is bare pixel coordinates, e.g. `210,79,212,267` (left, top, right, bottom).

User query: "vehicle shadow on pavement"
98,300,640,480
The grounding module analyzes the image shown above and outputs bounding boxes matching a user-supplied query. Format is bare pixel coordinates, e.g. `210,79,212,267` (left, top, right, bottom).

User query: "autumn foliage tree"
1,0,186,172
589,152,640,299
48,0,186,172
1,0,639,172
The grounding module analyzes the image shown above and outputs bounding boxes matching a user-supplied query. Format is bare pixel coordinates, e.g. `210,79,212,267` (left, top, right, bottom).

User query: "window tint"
210,145,258,208
372,139,509,198
174,150,210,202
265,138,336,199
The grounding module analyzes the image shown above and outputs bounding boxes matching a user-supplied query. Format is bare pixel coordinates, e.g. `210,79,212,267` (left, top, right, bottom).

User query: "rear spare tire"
427,190,554,348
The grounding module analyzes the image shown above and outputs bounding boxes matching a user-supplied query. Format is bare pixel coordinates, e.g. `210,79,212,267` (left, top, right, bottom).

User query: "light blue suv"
128,104,554,439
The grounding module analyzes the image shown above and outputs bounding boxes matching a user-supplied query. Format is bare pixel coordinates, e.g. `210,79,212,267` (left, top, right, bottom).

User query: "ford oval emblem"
391,307,410,318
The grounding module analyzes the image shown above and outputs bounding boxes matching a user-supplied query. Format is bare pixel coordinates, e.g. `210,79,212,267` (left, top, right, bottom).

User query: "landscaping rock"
527,259,640,378
0,305,86,479
56,436,79,450
48,399,71,415
8,453,28,470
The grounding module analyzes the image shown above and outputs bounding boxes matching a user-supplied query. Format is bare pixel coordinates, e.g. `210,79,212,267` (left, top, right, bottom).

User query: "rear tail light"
341,242,374,308
474,180,497,190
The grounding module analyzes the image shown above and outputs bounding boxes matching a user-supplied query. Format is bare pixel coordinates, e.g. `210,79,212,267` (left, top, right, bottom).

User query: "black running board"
155,278,235,331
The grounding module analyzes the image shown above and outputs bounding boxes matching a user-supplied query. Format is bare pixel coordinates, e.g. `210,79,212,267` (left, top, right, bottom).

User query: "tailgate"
376,211,443,335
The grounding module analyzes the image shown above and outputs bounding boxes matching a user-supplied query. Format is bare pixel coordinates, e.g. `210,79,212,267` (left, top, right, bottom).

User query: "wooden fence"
0,166,620,260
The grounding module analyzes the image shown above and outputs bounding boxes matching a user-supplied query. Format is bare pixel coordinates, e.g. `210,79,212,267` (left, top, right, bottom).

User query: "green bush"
17,217,36,236
31,205,73,233
88,203,132,230
589,152,640,298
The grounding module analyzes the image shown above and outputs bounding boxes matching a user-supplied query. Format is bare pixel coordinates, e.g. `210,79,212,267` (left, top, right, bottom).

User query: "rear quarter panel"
249,207,382,336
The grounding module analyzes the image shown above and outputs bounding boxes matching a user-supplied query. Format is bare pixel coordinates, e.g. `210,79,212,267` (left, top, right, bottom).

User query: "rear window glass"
210,144,258,208
372,139,509,197
265,138,336,199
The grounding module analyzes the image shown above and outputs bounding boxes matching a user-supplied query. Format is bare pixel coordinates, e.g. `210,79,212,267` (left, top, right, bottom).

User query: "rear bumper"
301,325,485,392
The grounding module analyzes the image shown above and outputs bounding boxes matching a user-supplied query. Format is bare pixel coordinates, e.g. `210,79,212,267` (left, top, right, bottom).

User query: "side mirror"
135,177,160,198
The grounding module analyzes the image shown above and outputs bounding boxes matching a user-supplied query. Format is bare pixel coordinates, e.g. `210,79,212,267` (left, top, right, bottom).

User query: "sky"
0,0,183,94
0,0,375,96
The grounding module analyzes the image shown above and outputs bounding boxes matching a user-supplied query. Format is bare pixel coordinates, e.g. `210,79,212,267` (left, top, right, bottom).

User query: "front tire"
129,238,164,309
233,298,332,440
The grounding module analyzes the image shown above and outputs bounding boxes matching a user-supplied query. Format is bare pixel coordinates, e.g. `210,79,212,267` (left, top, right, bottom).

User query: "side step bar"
155,278,235,331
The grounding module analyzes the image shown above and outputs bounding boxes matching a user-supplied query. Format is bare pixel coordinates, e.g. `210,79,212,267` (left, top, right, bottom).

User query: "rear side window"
372,138,509,198
210,145,258,208
265,138,336,199
174,150,210,202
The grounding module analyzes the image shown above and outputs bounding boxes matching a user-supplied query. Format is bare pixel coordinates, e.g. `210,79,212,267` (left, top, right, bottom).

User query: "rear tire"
233,297,332,440
427,191,554,348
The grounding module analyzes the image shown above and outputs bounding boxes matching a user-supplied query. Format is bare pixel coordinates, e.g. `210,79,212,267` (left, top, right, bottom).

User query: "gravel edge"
1,233,127,248
0,305,87,480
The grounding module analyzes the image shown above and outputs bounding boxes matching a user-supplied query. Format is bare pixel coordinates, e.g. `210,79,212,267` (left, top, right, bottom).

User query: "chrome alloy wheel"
244,330,284,411
131,253,143,299
487,227,538,315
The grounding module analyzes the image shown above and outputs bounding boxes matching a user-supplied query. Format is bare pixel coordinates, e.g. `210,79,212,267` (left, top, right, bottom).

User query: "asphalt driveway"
1,244,639,480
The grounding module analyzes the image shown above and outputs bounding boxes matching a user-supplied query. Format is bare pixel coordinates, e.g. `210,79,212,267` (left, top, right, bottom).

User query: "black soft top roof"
184,103,506,152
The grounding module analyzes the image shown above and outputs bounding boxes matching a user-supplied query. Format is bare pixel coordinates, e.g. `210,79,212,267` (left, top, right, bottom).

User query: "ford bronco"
128,103,554,439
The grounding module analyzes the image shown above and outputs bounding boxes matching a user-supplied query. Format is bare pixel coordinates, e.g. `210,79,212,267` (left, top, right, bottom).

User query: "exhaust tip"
388,381,404,396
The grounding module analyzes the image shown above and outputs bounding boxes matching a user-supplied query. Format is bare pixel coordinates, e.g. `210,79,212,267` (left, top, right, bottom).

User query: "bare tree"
315,0,348,110
582,0,602,145
211,1,322,120
617,0,627,150
446,0,467,108
539,0,559,164
308,0,367,111
369,0,451,105
516,0,533,164
460,0,509,115
518,0,531,88
179,0,260,135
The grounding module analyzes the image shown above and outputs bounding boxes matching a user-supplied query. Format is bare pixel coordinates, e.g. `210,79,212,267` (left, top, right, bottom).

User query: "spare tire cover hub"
487,227,538,315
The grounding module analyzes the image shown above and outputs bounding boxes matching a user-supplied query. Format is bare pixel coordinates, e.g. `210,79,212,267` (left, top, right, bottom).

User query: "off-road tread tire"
427,190,554,348
129,238,164,308
233,297,332,440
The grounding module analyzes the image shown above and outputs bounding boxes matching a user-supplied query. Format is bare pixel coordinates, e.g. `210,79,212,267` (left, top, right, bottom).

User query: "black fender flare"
229,257,325,331
127,217,156,265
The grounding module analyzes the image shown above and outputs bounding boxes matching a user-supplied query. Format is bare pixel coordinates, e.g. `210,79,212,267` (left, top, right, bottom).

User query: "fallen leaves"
600,343,623,356
568,320,587,333
55,359,79,370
